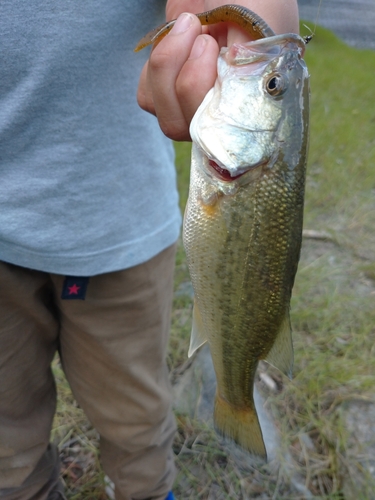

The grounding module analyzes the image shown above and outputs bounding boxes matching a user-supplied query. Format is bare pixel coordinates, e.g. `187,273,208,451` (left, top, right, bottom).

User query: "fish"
136,6,310,459
183,34,310,458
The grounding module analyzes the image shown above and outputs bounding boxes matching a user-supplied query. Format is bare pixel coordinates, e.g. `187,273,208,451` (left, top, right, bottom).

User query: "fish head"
190,33,310,185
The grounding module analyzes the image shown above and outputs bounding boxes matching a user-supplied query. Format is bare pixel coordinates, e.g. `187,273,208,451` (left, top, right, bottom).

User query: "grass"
52,24,375,499
301,27,375,259
52,361,107,499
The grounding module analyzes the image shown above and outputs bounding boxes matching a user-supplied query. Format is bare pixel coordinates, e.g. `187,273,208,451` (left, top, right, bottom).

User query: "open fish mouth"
208,159,244,181
207,157,266,182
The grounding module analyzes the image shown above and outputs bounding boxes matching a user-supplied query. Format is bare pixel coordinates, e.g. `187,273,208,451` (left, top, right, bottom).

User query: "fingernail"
171,13,194,35
189,35,208,59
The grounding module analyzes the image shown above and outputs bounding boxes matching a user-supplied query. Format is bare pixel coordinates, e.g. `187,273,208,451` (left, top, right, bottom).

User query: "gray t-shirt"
0,0,181,275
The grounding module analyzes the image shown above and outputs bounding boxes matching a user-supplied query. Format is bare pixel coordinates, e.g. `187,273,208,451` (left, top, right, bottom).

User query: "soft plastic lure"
134,4,275,52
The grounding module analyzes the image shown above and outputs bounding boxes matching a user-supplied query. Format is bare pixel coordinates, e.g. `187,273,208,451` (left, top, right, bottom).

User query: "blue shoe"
165,492,175,500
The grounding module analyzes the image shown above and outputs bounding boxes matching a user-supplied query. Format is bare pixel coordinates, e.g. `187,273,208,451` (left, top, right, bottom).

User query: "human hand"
137,0,299,142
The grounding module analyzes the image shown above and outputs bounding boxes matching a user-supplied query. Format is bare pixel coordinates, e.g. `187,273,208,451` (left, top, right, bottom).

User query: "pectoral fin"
264,311,294,379
188,299,208,357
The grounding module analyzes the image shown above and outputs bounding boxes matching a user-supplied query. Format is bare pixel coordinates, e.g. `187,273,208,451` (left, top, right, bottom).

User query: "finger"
176,34,219,128
146,13,204,141
137,61,154,115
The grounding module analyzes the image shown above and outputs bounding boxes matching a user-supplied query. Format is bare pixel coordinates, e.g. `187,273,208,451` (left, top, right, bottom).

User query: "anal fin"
264,310,294,379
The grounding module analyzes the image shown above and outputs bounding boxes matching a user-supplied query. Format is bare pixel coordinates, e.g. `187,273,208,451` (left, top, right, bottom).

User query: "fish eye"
265,73,287,97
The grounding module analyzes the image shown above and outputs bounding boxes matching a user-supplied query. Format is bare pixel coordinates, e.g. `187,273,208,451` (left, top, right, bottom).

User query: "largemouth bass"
136,5,310,459
184,35,309,458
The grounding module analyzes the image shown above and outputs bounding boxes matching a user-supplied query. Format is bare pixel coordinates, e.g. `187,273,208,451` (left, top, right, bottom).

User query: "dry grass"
52,361,107,499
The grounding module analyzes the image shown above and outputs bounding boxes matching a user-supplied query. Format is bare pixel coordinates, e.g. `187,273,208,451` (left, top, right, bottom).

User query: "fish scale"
185,151,303,375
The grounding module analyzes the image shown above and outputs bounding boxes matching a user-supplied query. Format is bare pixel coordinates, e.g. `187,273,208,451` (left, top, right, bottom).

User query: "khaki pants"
0,245,177,500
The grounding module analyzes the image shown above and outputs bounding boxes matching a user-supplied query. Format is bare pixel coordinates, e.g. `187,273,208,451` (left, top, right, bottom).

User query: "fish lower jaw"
208,158,266,182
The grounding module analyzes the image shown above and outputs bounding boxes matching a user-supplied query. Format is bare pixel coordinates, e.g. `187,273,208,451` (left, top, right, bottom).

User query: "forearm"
235,0,299,34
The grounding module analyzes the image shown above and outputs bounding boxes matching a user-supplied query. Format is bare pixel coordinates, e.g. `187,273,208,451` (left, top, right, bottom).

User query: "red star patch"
68,284,80,295
61,276,89,300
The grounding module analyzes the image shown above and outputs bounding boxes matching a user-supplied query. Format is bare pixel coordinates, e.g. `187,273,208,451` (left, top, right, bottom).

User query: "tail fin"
214,393,267,459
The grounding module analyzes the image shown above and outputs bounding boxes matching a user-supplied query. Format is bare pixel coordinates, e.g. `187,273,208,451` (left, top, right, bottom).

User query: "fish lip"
207,157,267,182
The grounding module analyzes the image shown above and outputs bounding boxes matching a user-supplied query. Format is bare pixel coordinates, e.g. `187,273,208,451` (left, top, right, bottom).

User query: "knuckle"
159,117,190,142
137,92,155,116
148,49,171,74
176,72,196,99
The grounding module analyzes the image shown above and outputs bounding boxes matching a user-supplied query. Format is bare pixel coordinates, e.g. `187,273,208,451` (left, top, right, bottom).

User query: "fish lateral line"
134,4,275,52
